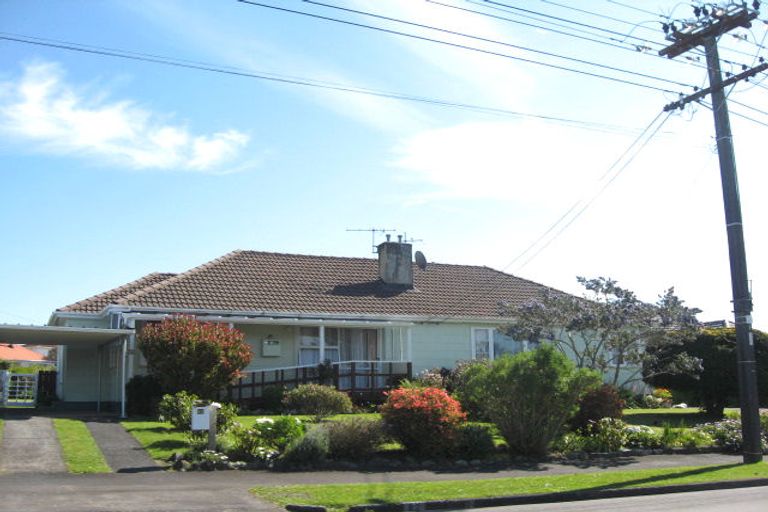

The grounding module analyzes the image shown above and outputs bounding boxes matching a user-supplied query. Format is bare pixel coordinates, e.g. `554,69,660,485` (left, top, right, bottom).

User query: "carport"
0,324,134,416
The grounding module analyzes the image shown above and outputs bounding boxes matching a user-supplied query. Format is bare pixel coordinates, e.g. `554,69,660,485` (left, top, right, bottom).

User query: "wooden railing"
223,361,412,407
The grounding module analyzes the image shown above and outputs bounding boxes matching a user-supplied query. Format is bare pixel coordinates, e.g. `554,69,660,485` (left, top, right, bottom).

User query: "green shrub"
623,425,662,449
454,423,496,459
126,374,164,417
278,426,330,467
229,416,305,461
282,384,353,419
0,359,10,370
582,418,627,452
448,359,491,420
158,391,238,433
461,346,601,456
675,429,714,448
380,386,466,457
570,384,624,432
325,417,386,460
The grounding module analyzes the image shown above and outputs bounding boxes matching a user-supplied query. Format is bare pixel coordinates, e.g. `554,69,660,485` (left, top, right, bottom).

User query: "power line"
237,1,686,93
428,0,712,73
299,0,693,88
0,33,650,133
427,111,671,323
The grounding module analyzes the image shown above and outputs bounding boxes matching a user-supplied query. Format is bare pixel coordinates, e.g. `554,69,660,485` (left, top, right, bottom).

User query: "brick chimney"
377,236,413,288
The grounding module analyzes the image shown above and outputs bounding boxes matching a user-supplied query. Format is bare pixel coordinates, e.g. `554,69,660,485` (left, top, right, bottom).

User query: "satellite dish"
414,251,428,270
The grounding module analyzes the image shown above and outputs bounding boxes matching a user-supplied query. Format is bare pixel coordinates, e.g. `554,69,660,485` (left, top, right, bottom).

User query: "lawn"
121,420,188,461
251,462,768,512
622,407,717,428
0,418,4,445
53,418,111,473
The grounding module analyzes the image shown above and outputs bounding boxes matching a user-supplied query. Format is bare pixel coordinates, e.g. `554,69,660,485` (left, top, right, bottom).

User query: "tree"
502,277,701,387
461,345,600,456
137,315,252,399
644,327,768,417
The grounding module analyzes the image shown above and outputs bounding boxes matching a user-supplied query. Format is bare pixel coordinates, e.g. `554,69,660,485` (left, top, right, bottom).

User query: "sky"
1,0,768,328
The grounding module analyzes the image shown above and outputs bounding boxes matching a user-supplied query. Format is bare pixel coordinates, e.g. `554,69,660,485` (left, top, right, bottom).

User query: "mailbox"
190,402,221,431
191,405,211,431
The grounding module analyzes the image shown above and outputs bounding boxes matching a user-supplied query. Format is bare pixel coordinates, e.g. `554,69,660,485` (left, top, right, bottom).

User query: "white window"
324,328,341,363
298,327,320,365
472,328,494,360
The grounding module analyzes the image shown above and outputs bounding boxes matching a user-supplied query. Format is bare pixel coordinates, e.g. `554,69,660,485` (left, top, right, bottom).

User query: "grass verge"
121,420,187,462
53,418,111,474
0,418,4,445
251,462,768,512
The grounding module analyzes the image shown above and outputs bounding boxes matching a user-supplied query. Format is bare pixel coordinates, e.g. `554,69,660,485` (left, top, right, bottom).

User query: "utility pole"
660,3,763,463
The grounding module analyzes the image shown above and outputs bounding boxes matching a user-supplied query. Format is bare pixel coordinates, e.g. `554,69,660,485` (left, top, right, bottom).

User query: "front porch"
224,360,412,406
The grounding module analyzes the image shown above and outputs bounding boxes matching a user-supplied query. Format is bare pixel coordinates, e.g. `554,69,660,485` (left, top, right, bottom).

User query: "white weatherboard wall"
239,324,297,371
410,323,474,374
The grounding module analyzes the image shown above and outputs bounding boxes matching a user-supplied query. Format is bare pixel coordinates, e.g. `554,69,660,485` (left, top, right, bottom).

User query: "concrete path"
85,419,160,473
0,414,66,473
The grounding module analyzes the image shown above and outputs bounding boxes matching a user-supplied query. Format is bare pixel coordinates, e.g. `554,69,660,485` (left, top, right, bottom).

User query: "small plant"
325,417,386,460
623,425,662,449
582,418,627,453
278,426,330,467
282,384,353,420
454,423,497,459
570,384,625,432
380,386,466,457
229,416,304,461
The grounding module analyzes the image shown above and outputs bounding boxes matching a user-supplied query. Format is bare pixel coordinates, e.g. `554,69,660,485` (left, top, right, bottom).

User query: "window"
298,327,320,365
472,328,494,360
473,328,525,360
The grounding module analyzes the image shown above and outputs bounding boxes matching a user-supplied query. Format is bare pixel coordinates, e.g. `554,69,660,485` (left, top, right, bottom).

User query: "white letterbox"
191,405,211,431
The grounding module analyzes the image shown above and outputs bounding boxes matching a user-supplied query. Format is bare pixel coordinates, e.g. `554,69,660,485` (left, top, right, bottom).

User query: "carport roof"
0,324,133,347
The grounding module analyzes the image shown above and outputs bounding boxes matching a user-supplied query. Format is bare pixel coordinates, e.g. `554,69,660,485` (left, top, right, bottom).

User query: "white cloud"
0,62,251,172
392,120,629,204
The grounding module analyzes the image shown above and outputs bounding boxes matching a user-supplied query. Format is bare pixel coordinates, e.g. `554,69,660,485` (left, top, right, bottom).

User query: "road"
471,486,768,512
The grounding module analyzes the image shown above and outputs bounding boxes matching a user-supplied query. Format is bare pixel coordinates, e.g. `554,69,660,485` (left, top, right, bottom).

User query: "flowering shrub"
623,425,662,449
695,419,745,452
582,418,627,452
642,394,665,409
412,368,447,388
380,386,466,456
229,416,304,461
138,315,252,398
282,384,353,420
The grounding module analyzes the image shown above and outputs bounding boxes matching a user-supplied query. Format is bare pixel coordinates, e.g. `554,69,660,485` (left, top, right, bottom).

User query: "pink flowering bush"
380,386,466,456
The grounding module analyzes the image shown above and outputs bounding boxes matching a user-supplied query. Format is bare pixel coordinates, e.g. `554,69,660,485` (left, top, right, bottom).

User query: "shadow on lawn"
580,462,745,493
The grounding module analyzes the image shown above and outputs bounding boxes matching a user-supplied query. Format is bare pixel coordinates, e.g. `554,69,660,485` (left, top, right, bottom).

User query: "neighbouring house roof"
57,250,554,319
0,343,47,362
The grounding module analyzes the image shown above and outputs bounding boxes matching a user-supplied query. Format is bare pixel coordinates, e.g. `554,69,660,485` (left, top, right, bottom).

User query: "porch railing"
223,360,412,407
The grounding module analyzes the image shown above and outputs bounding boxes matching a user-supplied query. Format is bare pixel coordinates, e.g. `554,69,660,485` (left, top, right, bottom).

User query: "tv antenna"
346,227,397,253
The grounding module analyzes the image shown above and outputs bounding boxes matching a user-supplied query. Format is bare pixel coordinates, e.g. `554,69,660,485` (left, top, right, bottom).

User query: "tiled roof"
58,272,177,313
0,343,47,362
59,250,554,319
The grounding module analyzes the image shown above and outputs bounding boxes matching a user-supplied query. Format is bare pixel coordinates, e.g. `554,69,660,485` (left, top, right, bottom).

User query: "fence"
223,360,412,407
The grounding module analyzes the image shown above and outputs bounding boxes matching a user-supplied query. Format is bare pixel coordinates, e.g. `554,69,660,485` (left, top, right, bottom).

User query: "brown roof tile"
58,272,177,313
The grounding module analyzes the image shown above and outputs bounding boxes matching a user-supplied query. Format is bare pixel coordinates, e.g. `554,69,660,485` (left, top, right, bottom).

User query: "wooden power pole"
660,3,763,463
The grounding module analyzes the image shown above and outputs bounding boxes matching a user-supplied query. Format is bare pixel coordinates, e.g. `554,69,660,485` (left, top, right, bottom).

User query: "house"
0,240,558,415
0,343,53,367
